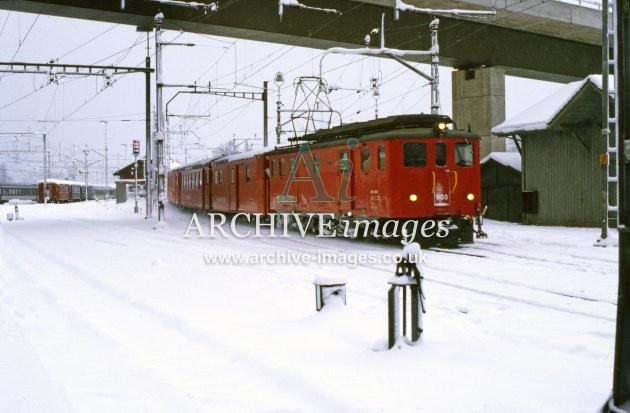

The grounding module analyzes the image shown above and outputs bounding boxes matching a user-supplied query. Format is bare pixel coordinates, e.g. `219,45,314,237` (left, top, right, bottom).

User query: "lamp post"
274,71,284,145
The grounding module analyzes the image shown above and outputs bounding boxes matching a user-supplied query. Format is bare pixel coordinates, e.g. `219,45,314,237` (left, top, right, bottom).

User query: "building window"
403,142,426,167
436,142,447,166
455,142,474,166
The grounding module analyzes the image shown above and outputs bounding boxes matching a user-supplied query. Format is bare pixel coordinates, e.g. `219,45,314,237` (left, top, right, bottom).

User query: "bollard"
314,276,347,311
7,212,14,221
387,256,425,349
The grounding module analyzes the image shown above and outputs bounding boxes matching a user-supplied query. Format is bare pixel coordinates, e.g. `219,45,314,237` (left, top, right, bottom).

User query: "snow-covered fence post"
387,242,425,349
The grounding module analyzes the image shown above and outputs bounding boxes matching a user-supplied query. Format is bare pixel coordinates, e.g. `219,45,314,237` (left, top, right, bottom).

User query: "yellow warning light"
409,194,418,202
466,193,475,201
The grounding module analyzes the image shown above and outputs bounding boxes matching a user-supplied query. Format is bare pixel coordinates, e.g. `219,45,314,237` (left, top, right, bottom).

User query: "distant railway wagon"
168,114,483,246
37,180,115,203
0,184,38,204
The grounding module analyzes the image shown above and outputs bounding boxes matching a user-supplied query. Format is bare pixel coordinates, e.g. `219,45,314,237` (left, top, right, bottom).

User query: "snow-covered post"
387,240,425,349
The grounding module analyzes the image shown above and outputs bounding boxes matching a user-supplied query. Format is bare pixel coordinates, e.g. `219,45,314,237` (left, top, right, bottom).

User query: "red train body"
167,115,482,246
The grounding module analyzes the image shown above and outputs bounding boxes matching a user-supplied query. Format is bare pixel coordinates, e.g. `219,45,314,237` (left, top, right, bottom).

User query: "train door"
431,141,454,207
204,168,211,210
337,149,355,211
229,165,239,211
352,144,372,211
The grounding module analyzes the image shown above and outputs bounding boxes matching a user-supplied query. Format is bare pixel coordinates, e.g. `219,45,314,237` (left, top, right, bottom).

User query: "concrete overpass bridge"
0,0,606,155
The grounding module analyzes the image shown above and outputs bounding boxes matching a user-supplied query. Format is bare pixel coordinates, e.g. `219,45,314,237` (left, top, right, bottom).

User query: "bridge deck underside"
0,0,602,82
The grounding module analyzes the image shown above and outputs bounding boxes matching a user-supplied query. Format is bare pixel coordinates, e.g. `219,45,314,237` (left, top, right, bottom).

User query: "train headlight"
466,193,475,201
437,122,447,131
409,194,418,202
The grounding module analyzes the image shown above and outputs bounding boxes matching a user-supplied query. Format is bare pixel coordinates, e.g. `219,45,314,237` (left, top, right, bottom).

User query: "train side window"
339,150,349,172
271,159,276,177
436,142,447,166
378,145,386,170
246,164,251,182
361,147,370,171
231,168,235,184
455,142,474,166
403,143,426,167
313,154,320,175
199,172,202,188
279,158,285,177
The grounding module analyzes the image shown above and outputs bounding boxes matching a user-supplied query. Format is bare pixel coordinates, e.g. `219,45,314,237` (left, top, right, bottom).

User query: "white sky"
0,10,564,182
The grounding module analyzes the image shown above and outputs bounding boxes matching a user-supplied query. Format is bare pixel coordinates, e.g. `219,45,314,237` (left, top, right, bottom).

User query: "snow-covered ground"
0,201,618,412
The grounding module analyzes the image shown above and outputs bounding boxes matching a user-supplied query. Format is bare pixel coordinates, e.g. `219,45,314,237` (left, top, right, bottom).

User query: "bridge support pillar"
452,67,506,158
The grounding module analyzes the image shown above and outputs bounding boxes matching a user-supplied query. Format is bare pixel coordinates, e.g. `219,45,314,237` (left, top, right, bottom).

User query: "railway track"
257,233,616,323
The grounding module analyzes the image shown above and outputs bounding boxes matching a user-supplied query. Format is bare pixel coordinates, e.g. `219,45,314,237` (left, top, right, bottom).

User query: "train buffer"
388,258,425,349
313,276,347,311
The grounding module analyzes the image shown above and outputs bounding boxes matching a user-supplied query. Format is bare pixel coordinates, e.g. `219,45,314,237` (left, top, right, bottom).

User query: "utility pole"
83,148,89,198
133,139,140,214
43,133,47,206
610,0,630,410
101,120,109,199
263,80,269,147
155,12,165,221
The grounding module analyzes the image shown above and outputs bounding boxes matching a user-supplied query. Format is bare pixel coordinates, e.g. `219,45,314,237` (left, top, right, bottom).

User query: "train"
0,183,39,204
167,114,483,247
0,181,115,204
37,179,115,203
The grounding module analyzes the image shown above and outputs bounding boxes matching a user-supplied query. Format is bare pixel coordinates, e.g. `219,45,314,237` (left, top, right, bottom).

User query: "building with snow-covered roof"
492,75,616,227
481,152,522,223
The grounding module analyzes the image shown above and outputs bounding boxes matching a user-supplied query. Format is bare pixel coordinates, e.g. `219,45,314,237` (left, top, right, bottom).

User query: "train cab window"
279,159,285,177
361,147,370,171
289,158,296,176
271,159,276,177
313,154,320,175
435,142,447,167
246,165,251,182
339,150,349,172
231,168,235,184
403,143,426,167
378,145,386,170
455,143,474,166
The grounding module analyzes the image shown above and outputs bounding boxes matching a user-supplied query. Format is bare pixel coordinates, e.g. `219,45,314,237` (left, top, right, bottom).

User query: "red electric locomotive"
167,114,483,246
